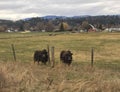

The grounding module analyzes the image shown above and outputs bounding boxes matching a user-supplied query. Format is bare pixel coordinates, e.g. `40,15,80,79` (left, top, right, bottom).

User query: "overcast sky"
0,0,120,20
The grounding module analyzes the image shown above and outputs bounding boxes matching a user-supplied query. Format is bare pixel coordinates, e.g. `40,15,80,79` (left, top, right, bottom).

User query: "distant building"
88,24,97,32
42,30,46,32
6,29,12,32
105,28,120,32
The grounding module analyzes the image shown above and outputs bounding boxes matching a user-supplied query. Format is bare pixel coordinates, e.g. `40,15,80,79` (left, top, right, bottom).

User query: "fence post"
51,46,55,68
47,45,50,64
91,48,94,67
11,44,16,61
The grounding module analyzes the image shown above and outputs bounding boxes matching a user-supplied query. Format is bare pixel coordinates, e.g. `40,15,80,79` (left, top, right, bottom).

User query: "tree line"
0,15,120,32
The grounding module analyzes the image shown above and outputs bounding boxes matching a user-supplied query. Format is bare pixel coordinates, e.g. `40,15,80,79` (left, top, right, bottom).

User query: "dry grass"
0,61,120,92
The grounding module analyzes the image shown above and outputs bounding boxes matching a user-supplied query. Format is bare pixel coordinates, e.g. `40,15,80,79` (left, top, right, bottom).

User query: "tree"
45,21,54,32
98,24,103,30
36,22,45,31
19,25,24,31
24,23,30,31
82,21,90,32
59,22,64,31
15,20,24,31
59,22,69,31
0,25,7,32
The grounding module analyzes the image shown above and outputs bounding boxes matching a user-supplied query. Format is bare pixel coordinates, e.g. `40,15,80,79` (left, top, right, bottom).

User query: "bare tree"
82,21,90,32
45,21,54,32
24,23,30,31
0,25,7,32
36,22,45,31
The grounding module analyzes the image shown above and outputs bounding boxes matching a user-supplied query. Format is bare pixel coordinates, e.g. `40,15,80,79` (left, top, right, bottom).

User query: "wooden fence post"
11,44,16,61
47,45,50,64
51,46,55,68
91,48,94,67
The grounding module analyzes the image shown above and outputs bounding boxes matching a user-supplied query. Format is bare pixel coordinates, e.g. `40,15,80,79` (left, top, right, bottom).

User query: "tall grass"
0,61,120,92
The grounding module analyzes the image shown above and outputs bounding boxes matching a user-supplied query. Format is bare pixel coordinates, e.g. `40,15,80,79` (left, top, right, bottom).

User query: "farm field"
0,32,120,92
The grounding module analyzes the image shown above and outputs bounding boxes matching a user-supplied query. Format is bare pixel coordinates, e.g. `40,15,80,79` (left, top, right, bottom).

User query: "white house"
105,28,120,32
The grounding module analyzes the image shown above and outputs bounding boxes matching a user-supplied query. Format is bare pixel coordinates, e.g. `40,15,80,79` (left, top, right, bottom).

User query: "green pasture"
0,32,120,70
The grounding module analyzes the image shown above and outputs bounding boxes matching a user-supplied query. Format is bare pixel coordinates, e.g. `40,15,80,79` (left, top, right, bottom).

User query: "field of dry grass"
0,32,120,92
0,61,120,92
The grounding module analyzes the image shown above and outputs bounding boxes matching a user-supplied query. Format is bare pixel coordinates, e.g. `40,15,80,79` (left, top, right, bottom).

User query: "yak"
33,49,48,64
60,50,73,66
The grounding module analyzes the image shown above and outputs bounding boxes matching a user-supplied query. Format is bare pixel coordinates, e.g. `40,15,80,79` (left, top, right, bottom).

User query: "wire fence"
0,44,120,71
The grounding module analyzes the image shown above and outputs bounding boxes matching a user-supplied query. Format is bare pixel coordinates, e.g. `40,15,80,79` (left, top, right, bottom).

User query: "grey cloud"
0,0,27,11
0,0,120,20
0,4,25,10
18,1,103,15
49,0,102,4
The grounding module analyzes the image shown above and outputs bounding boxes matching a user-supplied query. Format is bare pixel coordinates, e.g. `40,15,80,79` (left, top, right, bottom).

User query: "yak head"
66,50,73,61
41,49,48,61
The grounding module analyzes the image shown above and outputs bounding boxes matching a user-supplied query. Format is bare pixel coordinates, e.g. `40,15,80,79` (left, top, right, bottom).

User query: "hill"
0,15,120,32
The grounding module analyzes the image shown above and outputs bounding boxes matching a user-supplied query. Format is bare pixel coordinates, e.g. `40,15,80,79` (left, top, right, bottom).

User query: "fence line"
0,45,119,71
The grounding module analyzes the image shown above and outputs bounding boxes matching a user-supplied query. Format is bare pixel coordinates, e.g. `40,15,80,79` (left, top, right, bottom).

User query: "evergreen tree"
59,22,64,31
19,24,24,31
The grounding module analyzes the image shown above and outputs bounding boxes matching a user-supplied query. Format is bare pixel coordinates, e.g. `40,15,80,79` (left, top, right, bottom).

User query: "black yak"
33,49,48,64
60,50,73,66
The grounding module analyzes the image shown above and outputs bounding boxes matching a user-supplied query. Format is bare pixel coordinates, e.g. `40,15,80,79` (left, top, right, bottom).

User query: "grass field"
0,32,120,92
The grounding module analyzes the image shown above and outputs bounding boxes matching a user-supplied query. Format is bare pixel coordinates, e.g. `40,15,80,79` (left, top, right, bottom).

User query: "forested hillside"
0,15,120,32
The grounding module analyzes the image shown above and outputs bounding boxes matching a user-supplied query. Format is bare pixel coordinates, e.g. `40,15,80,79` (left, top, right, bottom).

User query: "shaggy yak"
33,49,48,64
60,50,73,66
